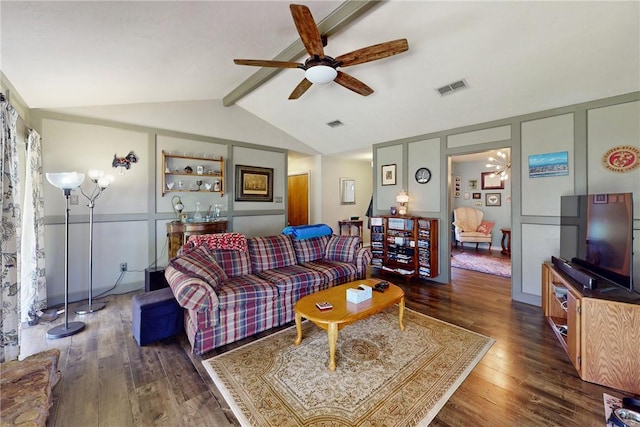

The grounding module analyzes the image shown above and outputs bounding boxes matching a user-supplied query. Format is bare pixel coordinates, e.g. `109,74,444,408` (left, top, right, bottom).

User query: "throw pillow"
169,246,228,289
324,235,360,263
476,220,495,235
186,232,248,252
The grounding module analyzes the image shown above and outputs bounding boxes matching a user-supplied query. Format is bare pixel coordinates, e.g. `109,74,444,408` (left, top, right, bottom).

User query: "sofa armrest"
355,247,373,279
165,265,220,314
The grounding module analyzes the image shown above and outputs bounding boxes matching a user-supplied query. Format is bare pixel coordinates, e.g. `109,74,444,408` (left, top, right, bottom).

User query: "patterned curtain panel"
21,129,47,324
0,97,21,362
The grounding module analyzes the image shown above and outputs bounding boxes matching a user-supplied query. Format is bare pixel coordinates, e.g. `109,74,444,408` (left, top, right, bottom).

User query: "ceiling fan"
234,4,409,100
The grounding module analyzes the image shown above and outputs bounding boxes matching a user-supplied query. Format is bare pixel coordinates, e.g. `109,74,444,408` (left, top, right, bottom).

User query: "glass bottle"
193,202,203,222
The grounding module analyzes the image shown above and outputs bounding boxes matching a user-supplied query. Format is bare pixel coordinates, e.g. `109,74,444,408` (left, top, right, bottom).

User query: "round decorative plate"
602,145,640,173
415,167,432,184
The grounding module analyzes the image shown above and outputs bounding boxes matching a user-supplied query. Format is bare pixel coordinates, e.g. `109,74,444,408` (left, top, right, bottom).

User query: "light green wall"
373,92,640,305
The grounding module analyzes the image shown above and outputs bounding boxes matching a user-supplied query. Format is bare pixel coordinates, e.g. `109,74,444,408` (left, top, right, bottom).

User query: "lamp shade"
97,174,115,189
305,65,337,85
396,191,409,204
46,172,85,190
88,169,104,181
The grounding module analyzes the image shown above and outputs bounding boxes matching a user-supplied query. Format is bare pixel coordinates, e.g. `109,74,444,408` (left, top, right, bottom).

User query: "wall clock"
415,167,432,184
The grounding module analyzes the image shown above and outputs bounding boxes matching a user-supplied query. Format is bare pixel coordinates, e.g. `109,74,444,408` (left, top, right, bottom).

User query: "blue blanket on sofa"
282,224,333,239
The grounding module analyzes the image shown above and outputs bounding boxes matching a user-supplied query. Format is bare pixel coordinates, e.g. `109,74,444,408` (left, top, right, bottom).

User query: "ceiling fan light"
305,65,337,85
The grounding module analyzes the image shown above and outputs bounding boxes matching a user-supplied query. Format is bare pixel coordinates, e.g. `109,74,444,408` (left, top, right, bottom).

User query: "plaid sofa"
165,233,372,355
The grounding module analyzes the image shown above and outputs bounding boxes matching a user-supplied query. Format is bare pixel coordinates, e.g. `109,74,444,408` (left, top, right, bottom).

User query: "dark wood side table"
167,220,228,259
338,220,363,239
500,228,511,257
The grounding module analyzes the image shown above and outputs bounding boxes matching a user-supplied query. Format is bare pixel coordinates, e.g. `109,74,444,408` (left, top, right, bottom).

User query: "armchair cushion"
452,220,474,232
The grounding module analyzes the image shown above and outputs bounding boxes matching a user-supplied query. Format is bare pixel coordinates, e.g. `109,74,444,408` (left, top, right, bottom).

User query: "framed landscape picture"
235,165,273,202
481,171,504,190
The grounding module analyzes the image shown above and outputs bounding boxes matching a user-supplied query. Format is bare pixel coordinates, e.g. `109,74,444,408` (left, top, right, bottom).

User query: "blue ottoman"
132,287,184,346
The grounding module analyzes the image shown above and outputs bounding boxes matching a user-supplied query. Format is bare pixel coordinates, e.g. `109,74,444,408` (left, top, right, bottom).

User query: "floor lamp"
76,170,114,314
46,172,86,339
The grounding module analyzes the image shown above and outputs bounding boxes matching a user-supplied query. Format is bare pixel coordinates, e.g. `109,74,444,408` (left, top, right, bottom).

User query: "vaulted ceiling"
2,1,638,158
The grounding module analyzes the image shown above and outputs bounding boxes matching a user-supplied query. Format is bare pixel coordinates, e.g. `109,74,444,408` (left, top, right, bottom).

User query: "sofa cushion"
216,274,278,309
209,249,252,277
301,259,358,285
324,235,360,263
292,235,330,263
256,264,325,293
169,246,227,290
248,235,297,273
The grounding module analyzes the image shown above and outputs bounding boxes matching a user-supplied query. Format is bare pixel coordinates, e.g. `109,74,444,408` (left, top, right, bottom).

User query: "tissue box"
346,285,372,304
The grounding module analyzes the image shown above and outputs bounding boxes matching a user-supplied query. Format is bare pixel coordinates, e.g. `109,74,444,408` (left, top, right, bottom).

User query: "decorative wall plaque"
601,145,640,173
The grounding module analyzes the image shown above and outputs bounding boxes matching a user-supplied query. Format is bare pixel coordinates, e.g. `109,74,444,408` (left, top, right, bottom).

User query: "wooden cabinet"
162,151,224,197
541,262,640,394
370,216,438,280
167,220,227,259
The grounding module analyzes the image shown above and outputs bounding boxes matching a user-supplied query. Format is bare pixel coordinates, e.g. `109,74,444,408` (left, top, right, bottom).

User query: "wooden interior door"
288,173,309,226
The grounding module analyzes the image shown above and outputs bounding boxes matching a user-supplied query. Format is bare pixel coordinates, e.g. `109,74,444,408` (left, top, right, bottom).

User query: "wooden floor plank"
15,263,632,426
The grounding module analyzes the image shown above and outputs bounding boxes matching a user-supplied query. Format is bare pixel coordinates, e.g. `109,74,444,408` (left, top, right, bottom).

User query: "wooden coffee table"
294,278,405,371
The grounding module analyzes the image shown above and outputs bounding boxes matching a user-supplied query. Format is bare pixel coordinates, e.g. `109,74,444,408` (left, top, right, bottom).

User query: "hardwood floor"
19,267,623,426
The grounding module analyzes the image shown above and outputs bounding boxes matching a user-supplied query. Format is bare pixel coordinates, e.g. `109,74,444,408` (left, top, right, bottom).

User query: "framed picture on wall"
472,192,481,199
481,171,505,189
381,164,396,186
235,165,274,202
485,193,501,206
468,179,478,190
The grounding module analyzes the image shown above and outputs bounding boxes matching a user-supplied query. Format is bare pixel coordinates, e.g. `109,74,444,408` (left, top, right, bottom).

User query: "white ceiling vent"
326,120,344,128
436,79,468,96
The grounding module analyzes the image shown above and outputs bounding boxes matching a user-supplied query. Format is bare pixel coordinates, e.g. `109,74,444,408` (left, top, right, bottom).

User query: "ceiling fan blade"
334,71,373,96
290,4,324,57
289,78,313,100
335,39,409,67
234,59,301,68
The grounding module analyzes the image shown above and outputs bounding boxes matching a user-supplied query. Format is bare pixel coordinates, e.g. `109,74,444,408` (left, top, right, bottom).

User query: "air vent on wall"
326,120,344,128
436,79,468,96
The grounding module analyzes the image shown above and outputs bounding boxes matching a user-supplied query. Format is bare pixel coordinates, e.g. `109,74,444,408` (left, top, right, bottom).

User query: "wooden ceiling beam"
222,0,383,107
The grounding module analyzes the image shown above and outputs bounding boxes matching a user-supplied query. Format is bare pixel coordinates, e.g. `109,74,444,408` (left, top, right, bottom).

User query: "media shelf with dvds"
369,215,439,280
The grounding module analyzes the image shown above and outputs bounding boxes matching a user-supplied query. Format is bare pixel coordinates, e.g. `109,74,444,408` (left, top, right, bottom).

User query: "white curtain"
21,129,47,324
0,96,21,362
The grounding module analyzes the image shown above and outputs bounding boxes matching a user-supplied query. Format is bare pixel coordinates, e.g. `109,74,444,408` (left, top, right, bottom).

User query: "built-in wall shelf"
161,151,224,196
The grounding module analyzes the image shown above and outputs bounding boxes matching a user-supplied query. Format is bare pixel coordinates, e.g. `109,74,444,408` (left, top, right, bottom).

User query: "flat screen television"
560,192,636,293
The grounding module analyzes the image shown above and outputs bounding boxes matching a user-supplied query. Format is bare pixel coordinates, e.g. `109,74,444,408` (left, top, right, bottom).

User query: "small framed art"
381,164,396,186
485,193,501,207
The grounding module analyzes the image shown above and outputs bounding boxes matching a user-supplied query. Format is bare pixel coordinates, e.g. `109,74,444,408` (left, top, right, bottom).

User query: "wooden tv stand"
541,262,640,394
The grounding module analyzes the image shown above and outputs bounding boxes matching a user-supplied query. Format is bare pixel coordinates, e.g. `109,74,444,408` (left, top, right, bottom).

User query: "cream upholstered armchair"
452,207,494,251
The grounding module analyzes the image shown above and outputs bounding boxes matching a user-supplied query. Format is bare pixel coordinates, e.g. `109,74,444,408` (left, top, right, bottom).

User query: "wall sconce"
396,190,409,215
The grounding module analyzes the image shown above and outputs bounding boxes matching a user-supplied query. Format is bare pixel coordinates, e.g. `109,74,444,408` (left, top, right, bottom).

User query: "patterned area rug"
451,251,511,277
204,308,494,426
